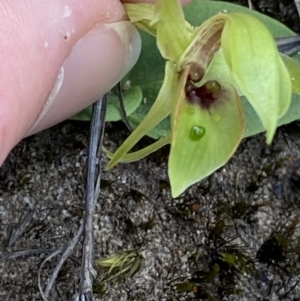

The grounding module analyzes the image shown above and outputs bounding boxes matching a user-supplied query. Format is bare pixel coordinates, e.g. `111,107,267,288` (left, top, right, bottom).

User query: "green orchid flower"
106,0,299,197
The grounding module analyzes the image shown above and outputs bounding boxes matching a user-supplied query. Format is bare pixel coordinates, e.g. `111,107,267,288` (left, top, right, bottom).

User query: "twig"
79,95,107,300
40,222,84,300
38,249,63,301
7,209,36,250
276,36,300,56
37,95,107,300
117,82,133,132
248,0,253,10
0,248,63,262
295,0,300,18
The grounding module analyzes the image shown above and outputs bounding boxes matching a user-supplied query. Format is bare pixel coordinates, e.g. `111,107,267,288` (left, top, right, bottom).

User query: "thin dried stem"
295,0,300,18
38,249,63,301
248,0,252,10
79,96,107,300
42,222,84,299
0,248,56,262
276,36,300,56
7,209,36,250
117,82,133,132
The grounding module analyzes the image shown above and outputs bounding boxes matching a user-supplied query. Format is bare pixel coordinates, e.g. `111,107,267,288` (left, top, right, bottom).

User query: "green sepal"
151,0,192,61
103,135,170,163
106,62,176,170
221,13,292,143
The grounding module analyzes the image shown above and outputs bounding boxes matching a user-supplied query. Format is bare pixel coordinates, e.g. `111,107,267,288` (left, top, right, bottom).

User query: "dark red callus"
185,79,221,110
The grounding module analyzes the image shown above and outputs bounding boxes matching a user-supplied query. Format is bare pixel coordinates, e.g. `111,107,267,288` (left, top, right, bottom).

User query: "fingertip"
121,0,192,5
27,21,141,135
0,0,133,165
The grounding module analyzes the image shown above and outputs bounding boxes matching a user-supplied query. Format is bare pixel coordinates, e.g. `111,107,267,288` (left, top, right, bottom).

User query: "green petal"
169,68,244,197
179,14,225,74
106,62,177,170
221,13,292,143
123,3,155,23
193,49,239,91
152,0,192,61
281,54,300,95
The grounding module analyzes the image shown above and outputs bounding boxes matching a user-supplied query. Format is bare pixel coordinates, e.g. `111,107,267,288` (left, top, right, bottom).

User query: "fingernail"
104,21,141,83
27,67,65,135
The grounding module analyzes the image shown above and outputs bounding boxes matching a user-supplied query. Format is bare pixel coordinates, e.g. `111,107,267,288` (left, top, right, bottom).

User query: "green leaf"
71,106,93,122
71,86,143,122
281,54,300,94
169,77,244,197
128,81,171,139
243,93,300,138
127,0,300,140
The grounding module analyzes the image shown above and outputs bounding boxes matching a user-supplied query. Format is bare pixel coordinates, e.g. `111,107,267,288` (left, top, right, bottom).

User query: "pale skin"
0,0,191,166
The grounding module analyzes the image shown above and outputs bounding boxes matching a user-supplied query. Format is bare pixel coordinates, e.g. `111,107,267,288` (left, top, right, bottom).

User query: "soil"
1,1,300,301
225,0,300,33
